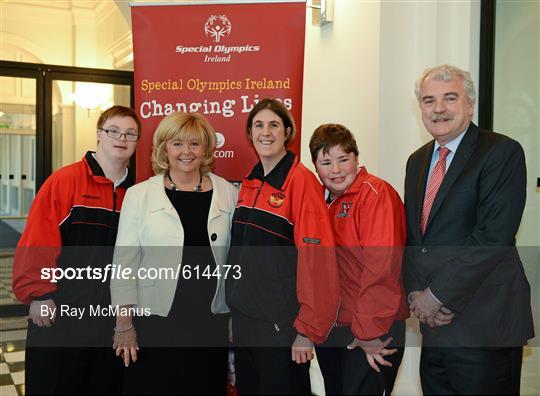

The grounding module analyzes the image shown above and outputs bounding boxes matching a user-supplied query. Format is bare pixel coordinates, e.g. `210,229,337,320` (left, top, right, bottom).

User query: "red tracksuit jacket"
327,166,409,340
12,152,132,305
226,152,341,344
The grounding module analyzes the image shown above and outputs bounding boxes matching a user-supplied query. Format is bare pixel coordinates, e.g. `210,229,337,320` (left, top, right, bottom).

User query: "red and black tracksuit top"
12,151,133,306
226,152,341,344
327,166,409,341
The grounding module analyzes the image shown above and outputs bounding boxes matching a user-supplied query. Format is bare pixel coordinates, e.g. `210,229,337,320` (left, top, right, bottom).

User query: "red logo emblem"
268,192,285,208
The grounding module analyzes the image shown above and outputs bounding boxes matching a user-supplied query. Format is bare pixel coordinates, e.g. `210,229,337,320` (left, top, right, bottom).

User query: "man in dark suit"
403,64,534,395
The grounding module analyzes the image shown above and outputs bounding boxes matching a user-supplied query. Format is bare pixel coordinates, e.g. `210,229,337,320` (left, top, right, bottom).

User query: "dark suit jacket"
403,122,534,347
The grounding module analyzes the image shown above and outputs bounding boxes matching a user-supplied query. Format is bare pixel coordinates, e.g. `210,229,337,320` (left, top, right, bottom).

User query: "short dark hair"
246,98,296,147
309,123,359,164
97,105,142,134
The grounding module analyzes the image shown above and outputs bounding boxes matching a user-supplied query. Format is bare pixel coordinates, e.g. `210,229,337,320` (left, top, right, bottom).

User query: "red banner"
131,1,306,181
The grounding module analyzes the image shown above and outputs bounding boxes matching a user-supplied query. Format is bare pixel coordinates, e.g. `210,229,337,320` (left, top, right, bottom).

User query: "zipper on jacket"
274,323,280,332
238,181,265,243
252,181,264,208
229,180,264,304
112,186,117,212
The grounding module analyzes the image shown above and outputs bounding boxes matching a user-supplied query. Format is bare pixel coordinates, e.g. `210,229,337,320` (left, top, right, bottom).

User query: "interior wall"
302,1,381,174
0,1,130,70
0,3,72,65
98,4,133,70
378,0,480,193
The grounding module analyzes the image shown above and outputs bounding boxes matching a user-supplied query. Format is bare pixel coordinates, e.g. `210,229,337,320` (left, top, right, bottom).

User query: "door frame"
478,0,496,130
0,60,133,317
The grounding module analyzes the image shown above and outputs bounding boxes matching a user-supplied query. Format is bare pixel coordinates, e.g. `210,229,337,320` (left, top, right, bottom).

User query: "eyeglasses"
99,128,139,141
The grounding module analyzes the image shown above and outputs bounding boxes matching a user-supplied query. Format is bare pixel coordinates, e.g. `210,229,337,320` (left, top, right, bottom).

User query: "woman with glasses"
110,111,237,395
225,99,340,395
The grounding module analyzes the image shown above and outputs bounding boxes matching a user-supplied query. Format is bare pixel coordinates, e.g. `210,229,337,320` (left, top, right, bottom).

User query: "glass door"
0,75,38,315
493,2,539,394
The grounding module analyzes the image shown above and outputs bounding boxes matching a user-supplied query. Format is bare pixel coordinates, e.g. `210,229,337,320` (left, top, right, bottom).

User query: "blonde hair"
151,112,216,175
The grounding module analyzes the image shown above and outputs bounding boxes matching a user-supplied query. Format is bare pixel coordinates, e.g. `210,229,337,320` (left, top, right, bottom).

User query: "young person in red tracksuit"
309,124,409,395
226,99,340,395
12,106,140,395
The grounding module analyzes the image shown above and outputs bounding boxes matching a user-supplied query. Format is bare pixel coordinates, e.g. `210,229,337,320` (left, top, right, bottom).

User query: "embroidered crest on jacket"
268,192,286,208
336,201,353,218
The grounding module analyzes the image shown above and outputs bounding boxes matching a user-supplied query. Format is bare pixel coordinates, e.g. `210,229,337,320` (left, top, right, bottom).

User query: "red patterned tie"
421,146,450,235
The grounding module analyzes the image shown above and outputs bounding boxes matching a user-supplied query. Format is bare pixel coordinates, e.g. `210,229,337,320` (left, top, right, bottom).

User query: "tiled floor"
0,320,26,396
0,318,539,395
0,252,25,395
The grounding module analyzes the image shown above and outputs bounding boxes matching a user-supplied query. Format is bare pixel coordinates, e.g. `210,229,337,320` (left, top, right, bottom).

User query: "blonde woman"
111,112,237,394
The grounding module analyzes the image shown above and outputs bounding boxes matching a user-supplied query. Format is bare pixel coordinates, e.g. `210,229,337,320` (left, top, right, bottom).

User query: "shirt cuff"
427,287,444,305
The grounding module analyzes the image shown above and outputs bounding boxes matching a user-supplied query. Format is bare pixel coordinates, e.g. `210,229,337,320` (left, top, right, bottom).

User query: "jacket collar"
83,151,133,188
246,151,296,190
342,166,369,195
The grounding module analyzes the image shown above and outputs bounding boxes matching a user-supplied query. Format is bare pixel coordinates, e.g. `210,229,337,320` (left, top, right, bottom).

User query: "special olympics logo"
204,15,232,43
215,132,225,149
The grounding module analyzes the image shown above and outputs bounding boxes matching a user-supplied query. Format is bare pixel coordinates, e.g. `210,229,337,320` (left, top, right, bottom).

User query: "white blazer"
110,172,238,316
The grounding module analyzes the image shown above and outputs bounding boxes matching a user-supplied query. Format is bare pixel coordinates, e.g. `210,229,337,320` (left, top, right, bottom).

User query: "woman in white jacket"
110,112,237,395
